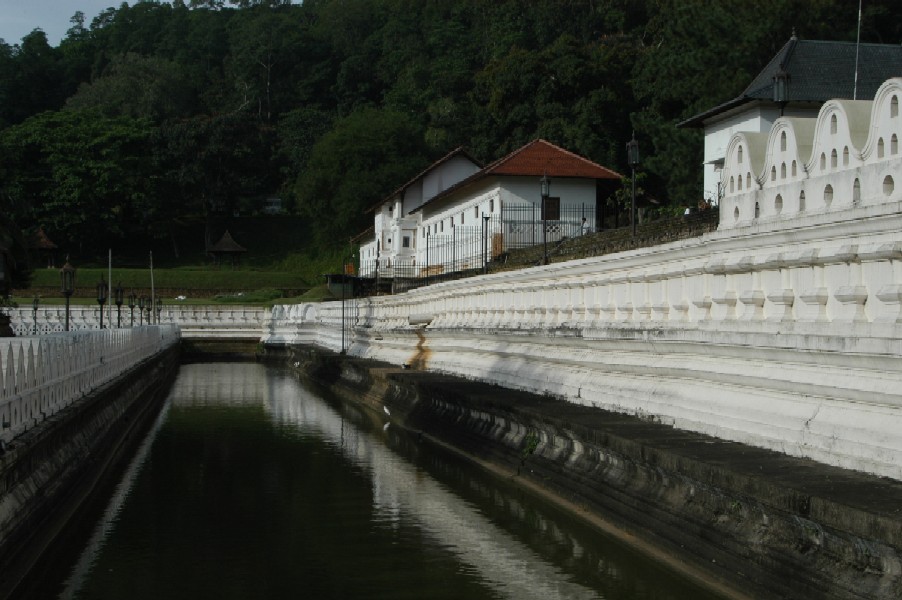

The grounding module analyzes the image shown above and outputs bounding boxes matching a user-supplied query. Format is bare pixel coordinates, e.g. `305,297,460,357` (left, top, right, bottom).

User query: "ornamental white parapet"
0,325,180,447
720,77,902,229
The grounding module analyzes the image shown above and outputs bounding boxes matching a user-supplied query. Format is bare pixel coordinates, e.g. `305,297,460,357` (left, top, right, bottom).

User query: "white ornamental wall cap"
808,99,872,174
722,131,769,194
861,77,902,160
764,117,817,176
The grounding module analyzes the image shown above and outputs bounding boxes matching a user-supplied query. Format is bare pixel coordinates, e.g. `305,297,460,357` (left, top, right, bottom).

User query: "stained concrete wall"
274,345,902,600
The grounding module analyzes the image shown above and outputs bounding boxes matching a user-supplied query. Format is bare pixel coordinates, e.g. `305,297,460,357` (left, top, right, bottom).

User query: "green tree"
294,107,430,246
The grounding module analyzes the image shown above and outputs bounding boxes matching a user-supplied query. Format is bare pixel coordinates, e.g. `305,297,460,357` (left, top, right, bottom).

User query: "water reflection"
51,363,716,600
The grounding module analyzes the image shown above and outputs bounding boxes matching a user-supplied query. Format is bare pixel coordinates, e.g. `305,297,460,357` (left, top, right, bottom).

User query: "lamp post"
128,292,136,327
138,295,146,326
482,214,490,274
155,298,163,323
540,174,550,265
60,258,76,332
627,132,640,237
32,296,39,335
115,283,124,328
96,277,108,329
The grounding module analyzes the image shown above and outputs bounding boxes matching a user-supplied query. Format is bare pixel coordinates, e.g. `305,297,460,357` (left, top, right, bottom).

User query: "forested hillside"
1,0,899,259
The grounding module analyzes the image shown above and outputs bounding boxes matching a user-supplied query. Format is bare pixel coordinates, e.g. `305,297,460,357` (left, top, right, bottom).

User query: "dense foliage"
0,0,899,259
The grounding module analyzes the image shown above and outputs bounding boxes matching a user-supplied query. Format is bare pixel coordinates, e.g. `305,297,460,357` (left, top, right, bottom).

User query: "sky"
0,0,130,47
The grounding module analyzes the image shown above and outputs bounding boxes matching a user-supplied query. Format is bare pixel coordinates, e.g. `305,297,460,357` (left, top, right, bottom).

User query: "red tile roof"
485,139,622,179
410,139,622,213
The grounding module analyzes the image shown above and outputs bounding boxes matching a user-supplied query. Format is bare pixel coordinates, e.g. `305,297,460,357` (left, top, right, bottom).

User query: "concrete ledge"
275,344,902,600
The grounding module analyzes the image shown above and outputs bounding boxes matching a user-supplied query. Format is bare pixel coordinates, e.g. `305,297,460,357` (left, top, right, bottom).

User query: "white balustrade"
0,325,180,447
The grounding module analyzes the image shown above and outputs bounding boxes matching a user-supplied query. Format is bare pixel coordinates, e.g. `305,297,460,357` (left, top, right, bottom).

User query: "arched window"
780,131,787,151
792,161,797,177
820,153,826,170
892,134,899,155
440,221,444,232
775,194,783,214
770,166,776,181
830,114,838,134
738,145,743,163
892,95,899,118
830,149,838,168
780,163,786,179
853,179,861,205
733,206,740,222
489,198,495,212
737,175,743,190
730,176,734,193
843,146,849,166
885,175,895,196
746,173,751,189
754,202,760,218
878,138,885,158
799,191,806,212
824,184,834,206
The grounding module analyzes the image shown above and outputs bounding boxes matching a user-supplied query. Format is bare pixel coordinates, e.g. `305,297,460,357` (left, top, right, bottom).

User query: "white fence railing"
0,325,180,447
7,305,265,339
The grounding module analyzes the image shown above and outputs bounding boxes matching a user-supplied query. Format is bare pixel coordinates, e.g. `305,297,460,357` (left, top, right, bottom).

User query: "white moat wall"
265,78,902,481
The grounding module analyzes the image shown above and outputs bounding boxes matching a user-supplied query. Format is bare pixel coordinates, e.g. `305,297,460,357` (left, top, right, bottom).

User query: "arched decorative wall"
720,77,902,230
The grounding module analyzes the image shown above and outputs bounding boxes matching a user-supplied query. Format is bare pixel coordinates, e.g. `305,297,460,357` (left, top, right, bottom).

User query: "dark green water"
35,363,722,600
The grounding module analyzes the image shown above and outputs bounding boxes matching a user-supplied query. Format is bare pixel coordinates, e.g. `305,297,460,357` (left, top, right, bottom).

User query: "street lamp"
96,277,108,329
482,214,490,274
155,298,163,323
138,295,146,326
626,132,640,237
60,258,76,332
128,292,136,327
540,174,550,265
115,283,124,328
32,296,39,335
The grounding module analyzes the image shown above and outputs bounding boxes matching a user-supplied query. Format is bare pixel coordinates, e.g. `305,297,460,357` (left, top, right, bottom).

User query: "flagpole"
853,0,862,100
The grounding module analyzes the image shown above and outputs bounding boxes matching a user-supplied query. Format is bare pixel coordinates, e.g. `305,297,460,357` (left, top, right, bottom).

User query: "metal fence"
356,203,597,293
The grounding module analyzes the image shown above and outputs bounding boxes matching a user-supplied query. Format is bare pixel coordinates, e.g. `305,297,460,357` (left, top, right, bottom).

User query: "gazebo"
207,230,247,268
27,227,58,268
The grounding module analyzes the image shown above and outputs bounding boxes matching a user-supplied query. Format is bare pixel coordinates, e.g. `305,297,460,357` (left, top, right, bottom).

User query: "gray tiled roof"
680,37,902,127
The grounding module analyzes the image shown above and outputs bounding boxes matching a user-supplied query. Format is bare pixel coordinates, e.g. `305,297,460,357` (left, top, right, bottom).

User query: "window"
892,95,899,118
780,163,786,179
542,197,561,221
754,202,760,218
792,161,797,177
824,184,833,206
799,191,806,212
402,236,411,248
489,198,495,212
843,147,849,166
738,146,743,163
730,176,734,193
885,175,895,196
770,166,776,181
733,206,739,222
830,114,837,134
440,221,444,233
878,138,885,158
820,153,826,170
853,179,861,205
746,173,751,189
831,149,837,168
780,131,787,151
461,212,465,224
473,207,478,218
775,194,783,214
892,134,899,155
738,176,743,190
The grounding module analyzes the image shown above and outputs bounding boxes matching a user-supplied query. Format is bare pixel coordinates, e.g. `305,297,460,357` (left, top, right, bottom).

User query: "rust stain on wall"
408,328,431,370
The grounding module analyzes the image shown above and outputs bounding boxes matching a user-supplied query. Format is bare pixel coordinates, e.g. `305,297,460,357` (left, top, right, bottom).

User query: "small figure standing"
580,217,590,235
